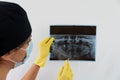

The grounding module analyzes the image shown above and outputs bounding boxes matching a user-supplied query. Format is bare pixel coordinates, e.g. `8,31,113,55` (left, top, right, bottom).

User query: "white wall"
2,0,120,80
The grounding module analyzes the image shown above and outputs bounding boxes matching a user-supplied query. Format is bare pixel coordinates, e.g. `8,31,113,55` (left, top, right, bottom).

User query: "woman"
0,1,73,80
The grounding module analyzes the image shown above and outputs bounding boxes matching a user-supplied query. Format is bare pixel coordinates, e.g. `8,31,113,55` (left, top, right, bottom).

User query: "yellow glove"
56,60,73,80
34,37,54,67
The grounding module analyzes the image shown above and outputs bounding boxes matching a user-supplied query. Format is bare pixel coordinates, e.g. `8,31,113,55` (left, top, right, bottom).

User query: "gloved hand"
56,60,73,80
34,37,54,67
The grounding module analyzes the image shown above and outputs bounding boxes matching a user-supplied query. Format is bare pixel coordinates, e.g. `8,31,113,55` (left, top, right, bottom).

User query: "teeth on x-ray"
50,25,96,61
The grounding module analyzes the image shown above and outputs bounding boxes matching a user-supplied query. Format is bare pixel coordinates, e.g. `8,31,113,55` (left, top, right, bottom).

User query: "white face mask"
9,41,33,68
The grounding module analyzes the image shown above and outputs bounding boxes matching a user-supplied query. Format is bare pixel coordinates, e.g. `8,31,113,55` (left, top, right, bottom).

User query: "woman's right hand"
34,37,54,67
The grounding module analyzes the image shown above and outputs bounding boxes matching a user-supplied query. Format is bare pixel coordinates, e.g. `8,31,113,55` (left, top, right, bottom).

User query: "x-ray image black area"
50,25,96,61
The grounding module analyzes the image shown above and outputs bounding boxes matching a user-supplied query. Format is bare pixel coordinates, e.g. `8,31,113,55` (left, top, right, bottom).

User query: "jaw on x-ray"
50,25,96,61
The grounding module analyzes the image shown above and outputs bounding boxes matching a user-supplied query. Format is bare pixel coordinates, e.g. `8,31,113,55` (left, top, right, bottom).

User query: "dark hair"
0,1,32,56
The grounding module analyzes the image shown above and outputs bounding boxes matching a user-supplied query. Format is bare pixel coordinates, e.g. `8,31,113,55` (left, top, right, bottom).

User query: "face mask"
23,41,33,62
8,41,33,68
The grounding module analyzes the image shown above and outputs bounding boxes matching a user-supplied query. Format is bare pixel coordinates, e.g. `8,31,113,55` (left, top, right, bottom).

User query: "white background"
1,0,120,80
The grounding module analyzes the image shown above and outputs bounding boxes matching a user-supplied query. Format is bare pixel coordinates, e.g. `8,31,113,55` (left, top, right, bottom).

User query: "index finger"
46,37,54,46
39,37,49,46
62,60,70,73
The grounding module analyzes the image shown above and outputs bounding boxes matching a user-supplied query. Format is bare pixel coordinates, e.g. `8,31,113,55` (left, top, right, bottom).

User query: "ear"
1,52,10,60
1,50,16,60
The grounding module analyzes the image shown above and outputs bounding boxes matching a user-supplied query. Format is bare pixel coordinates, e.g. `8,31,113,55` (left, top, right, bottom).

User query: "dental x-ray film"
50,25,96,61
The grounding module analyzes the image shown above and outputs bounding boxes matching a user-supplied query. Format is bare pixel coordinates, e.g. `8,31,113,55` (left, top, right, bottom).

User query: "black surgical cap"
0,1,32,56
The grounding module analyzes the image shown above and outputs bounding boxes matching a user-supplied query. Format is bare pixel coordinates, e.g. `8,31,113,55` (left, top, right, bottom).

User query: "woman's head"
0,1,32,57
1,36,32,63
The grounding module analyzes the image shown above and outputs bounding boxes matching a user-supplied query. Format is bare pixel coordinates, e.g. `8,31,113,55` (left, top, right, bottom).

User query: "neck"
0,58,15,79
0,58,15,68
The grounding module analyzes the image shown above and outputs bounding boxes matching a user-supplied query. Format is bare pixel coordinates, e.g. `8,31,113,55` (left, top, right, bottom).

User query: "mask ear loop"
8,59,17,64
20,48,26,51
